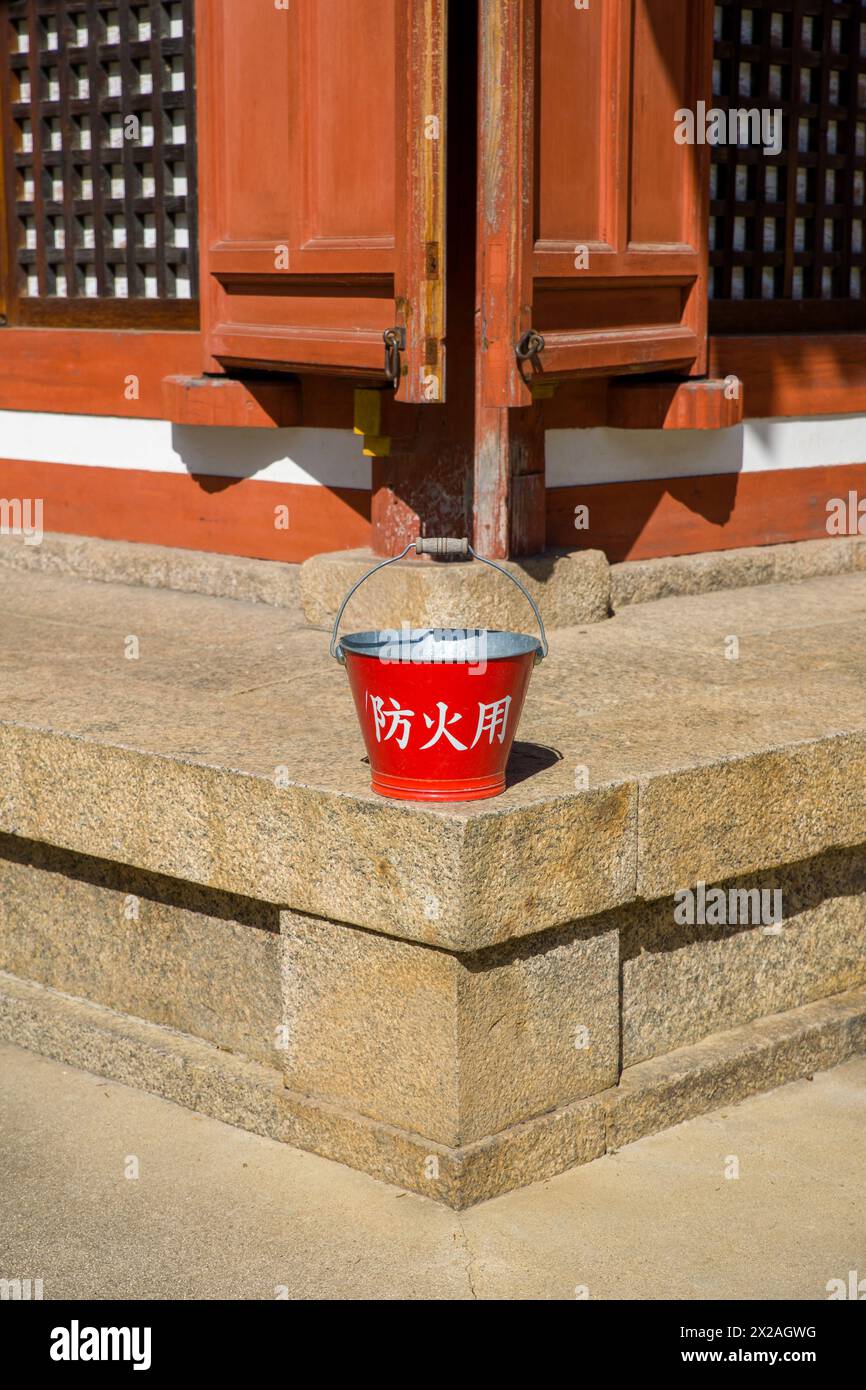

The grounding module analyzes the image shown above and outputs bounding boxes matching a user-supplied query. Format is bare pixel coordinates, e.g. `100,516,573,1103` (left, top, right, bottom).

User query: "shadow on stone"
506,741,564,787
0,833,279,933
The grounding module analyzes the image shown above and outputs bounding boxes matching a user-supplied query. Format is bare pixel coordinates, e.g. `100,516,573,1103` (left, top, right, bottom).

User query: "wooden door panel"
534,283,687,332
199,0,445,397
536,0,624,253
287,0,396,269
480,0,712,403
629,0,703,251
204,3,292,250
292,0,396,252
533,0,709,274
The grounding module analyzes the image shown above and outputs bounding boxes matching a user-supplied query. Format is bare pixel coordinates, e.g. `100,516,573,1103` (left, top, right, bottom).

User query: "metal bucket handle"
330,537,549,664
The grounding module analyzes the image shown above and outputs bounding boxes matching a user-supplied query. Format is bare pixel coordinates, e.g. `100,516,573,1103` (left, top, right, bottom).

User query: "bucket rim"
338,627,542,661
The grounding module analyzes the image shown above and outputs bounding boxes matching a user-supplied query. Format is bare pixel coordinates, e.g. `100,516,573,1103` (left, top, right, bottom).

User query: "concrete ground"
2,1041,863,1301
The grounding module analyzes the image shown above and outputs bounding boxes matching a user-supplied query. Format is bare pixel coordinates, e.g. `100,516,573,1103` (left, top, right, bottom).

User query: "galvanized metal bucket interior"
338,628,542,663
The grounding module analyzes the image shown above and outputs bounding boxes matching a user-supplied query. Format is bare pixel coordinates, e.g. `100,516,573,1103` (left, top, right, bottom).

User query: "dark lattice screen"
711,0,866,329
2,0,197,322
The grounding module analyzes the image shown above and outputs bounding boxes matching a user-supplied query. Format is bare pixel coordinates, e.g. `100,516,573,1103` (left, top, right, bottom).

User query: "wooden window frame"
0,0,199,331
709,0,866,336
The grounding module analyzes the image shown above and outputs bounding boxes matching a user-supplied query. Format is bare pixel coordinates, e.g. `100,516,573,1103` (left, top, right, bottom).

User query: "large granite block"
622,848,866,1066
280,910,619,1146
637,734,866,901
0,722,636,952
299,547,611,630
0,836,281,1066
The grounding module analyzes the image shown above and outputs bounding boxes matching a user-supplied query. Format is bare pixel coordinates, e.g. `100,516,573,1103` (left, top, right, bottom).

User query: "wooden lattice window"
0,0,198,327
711,0,866,331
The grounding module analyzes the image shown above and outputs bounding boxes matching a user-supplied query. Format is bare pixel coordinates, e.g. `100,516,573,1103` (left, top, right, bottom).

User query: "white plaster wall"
0,411,370,489
3,409,864,493
546,415,866,487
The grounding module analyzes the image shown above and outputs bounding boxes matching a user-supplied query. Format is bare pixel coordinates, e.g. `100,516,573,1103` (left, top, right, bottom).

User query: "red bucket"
331,538,548,802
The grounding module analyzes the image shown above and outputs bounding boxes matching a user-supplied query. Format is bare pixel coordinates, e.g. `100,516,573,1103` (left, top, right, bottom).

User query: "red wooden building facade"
1,0,865,561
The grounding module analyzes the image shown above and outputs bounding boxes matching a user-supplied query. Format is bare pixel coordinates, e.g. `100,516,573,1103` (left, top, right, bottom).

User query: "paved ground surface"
2,1042,863,1301
1,565,865,803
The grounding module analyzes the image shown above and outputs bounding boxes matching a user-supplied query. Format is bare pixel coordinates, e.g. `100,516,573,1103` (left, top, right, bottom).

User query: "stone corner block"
279,909,619,1150
0,722,637,954
299,546,610,632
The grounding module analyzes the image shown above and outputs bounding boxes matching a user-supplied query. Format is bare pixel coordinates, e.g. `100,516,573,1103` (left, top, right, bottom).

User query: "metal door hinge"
515,329,545,362
383,327,407,384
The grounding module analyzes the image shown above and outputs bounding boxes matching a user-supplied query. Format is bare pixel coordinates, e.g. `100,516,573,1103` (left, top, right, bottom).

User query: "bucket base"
370,770,506,803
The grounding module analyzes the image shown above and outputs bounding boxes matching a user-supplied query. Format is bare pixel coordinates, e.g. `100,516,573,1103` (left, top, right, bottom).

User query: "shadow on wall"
547,423,748,490
545,413,866,561
546,425,744,559
169,424,371,496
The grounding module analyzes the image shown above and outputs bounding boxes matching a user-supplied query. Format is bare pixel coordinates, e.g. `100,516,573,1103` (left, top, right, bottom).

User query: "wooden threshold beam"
162,375,301,428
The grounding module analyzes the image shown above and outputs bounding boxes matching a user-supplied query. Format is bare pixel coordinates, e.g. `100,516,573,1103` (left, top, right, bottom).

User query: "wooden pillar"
473,0,544,560
370,0,547,561
473,401,546,559
371,0,477,558
370,439,472,555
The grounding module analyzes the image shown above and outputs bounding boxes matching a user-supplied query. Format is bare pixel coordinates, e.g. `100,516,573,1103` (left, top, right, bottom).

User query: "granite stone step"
1,562,864,1201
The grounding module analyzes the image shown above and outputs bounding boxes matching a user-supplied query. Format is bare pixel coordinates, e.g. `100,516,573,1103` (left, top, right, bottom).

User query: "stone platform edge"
2,969,864,1209
3,720,866,951
1,531,864,627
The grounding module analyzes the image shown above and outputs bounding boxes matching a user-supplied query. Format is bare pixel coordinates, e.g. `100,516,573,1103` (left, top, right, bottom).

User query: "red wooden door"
197,0,446,403
479,0,713,408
